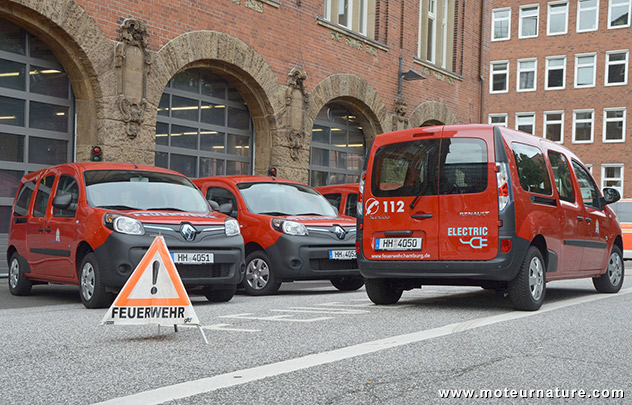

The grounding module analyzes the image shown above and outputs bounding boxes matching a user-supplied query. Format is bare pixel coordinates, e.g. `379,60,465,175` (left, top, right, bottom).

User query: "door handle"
577,216,584,221
45,228,52,232
38,228,44,232
585,218,592,223
411,214,433,219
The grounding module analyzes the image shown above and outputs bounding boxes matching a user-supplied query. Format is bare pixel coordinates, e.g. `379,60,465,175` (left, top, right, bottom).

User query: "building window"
575,53,596,88
516,113,535,134
608,0,631,28
519,5,540,38
517,58,537,91
601,165,624,195
585,164,593,173
605,50,629,85
492,8,511,41
573,109,594,143
490,61,509,93
578,0,599,32
418,0,454,69
544,111,564,143
546,56,566,89
310,104,365,186
547,1,568,35
603,108,626,142
155,69,253,178
489,113,508,126
324,0,373,37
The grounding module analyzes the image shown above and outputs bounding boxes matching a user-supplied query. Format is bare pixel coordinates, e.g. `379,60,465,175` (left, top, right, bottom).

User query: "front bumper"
94,226,245,291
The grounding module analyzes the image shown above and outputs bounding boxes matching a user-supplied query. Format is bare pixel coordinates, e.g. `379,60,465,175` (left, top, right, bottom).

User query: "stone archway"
0,0,111,160
149,31,282,175
409,100,458,128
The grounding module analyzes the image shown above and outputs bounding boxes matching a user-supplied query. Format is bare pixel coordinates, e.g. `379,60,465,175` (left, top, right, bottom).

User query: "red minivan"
193,176,363,295
358,124,623,310
7,163,245,308
315,183,359,218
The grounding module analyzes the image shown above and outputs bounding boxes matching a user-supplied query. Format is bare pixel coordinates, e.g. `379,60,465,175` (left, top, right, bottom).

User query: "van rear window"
370,138,488,197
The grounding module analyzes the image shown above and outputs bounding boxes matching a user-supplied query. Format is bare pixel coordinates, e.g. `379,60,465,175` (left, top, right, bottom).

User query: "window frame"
601,164,624,196
490,60,510,94
492,7,512,41
517,58,538,92
605,49,629,86
577,0,600,32
516,112,536,134
547,1,569,36
544,110,565,143
608,0,631,29
545,55,566,90
572,109,595,144
519,4,540,39
574,53,597,88
488,113,508,127
602,107,626,143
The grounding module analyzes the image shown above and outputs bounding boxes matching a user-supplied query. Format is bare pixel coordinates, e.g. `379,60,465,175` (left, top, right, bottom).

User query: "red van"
7,163,245,308
315,183,359,218
358,124,623,310
193,176,363,295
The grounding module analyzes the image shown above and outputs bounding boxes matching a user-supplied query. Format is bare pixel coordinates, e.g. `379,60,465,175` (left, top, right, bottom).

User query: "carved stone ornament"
119,96,147,140
286,68,308,107
392,98,409,130
287,128,306,161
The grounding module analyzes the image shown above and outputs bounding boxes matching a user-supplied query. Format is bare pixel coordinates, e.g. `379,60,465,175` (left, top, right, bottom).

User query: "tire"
8,252,32,296
508,246,546,311
593,245,624,293
79,253,113,309
330,276,365,291
243,251,281,296
203,284,237,302
365,278,403,305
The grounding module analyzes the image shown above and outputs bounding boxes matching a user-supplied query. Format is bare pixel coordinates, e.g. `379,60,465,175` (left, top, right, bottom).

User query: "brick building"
0,0,486,272
486,0,631,197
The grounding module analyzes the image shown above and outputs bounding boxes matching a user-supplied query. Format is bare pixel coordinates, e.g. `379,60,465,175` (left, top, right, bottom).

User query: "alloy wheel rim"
528,256,544,301
9,258,19,289
246,258,270,290
81,263,95,300
608,252,623,286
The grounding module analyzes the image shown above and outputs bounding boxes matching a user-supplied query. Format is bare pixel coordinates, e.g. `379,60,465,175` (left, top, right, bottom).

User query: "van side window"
323,193,342,211
371,140,440,197
345,193,358,217
511,143,553,195
439,138,488,195
32,175,55,217
206,187,238,217
13,181,36,216
548,151,575,203
572,160,601,209
53,175,79,217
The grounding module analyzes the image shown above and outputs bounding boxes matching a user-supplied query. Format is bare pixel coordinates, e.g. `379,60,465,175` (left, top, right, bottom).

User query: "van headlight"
104,213,145,235
225,218,240,237
271,219,308,236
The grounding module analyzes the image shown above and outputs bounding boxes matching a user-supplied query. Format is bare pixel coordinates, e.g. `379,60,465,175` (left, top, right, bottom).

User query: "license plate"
170,252,214,264
329,249,357,260
375,237,422,251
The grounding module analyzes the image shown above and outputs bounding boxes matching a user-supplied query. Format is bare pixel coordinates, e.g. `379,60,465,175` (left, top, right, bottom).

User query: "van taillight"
500,239,512,253
356,240,361,254
496,162,510,211
358,173,365,217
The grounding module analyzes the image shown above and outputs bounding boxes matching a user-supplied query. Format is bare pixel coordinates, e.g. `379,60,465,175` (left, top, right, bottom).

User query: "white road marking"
218,313,333,323
180,324,260,333
270,307,370,315
94,288,632,405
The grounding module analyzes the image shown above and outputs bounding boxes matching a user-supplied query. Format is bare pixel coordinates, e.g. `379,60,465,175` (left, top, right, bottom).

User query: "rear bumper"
358,235,530,283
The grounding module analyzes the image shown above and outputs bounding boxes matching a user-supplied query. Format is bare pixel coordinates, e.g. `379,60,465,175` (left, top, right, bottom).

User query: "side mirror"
52,193,73,210
208,199,220,210
602,188,621,205
219,202,232,215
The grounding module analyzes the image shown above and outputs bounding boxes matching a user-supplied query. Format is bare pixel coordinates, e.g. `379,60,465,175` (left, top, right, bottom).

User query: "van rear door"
438,127,499,261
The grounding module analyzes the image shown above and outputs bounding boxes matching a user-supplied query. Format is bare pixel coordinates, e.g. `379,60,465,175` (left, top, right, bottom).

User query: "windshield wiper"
295,212,325,216
146,207,187,212
258,211,291,216
95,205,138,210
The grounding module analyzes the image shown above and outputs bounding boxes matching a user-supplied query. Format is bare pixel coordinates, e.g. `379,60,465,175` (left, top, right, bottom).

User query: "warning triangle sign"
101,236,200,326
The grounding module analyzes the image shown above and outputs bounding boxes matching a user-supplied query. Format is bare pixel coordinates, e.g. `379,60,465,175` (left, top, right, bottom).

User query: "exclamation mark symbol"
151,261,159,295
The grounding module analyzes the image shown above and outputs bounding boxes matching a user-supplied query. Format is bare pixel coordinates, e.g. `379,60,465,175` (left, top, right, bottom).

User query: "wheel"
8,252,32,296
365,278,403,305
79,253,113,309
243,251,281,296
203,284,237,302
593,245,624,293
508,246,546,311
330,276,365,291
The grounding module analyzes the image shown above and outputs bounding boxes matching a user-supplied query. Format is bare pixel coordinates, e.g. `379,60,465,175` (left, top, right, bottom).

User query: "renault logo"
180,223,198,241
333,225,346,240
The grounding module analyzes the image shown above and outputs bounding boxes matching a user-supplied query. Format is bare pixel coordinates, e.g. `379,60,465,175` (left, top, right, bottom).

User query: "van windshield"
84,170,210,213
611,201,632,222
238,182,337,216
371,138,488,197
